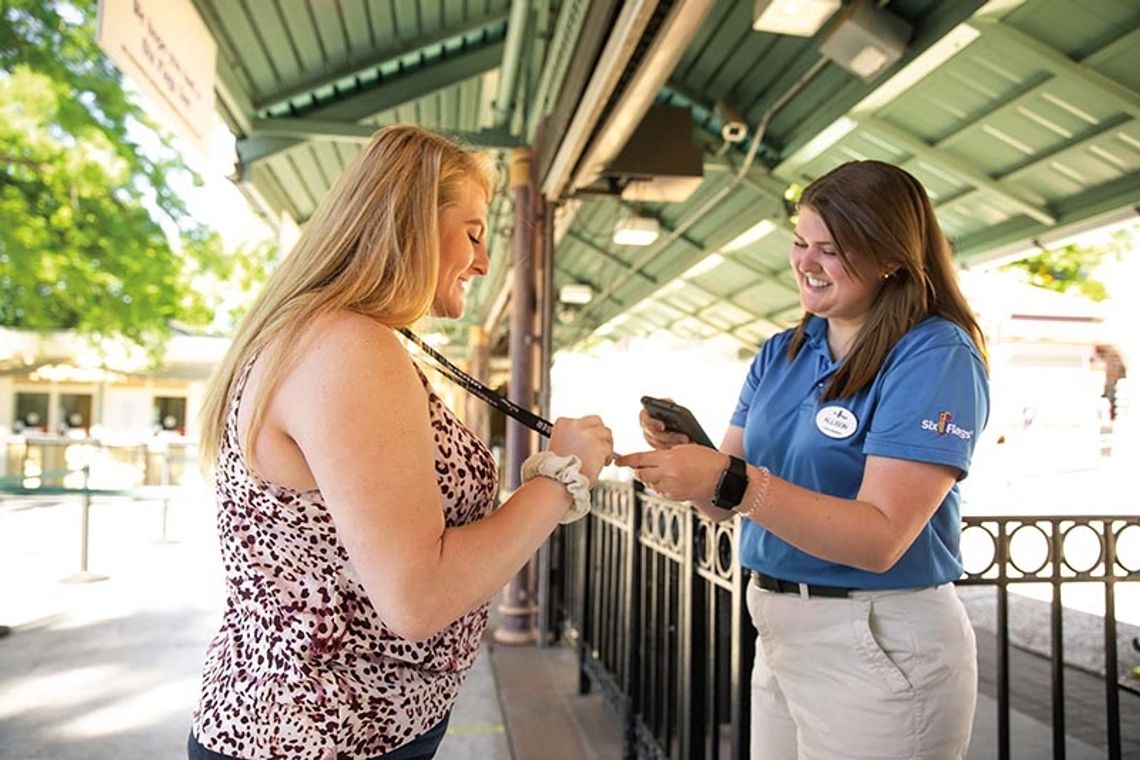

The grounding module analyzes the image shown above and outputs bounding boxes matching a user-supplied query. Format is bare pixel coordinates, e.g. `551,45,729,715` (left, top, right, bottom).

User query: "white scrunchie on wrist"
521,451,592,524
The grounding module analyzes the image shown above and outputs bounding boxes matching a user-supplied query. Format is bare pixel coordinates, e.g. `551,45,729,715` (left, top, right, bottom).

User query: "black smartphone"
640,396,716,449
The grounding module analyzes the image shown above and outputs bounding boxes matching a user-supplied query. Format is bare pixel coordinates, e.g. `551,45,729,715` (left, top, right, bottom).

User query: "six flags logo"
921,411,973,440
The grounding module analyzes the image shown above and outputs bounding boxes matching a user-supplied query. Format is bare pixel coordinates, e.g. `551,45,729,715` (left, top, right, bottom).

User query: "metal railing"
2,436,196,488
550,480,1140,760
958,515,1140,759
0,442,197,578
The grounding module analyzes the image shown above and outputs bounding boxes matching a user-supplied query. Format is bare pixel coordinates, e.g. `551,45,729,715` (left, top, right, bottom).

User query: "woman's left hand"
615,445,727,503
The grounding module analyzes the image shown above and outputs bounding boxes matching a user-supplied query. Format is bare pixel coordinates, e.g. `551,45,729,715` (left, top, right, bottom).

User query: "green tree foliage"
0,0,245,358
1000,235,1129,302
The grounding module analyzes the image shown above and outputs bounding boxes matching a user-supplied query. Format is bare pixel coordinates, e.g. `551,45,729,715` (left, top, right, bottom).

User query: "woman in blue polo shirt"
618,160,989,759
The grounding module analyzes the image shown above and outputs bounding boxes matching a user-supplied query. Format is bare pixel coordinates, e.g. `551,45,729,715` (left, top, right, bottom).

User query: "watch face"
713,456,748,508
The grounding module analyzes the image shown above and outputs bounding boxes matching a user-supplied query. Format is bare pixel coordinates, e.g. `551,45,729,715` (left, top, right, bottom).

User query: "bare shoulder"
297,311,410,372
304,310,404,355
279,311,425,414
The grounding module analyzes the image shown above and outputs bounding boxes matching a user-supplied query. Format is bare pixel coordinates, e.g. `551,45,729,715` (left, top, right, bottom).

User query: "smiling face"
432,177,490,319
791,204,886,353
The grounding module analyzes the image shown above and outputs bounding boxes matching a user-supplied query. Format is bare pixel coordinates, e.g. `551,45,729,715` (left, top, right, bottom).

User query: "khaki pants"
746,582,977,759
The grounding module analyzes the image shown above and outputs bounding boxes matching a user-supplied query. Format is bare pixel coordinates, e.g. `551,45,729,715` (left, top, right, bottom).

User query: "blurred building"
0,328,229,482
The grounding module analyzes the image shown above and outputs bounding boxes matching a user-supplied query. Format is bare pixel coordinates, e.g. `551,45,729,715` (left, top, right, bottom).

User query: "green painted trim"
856,115,1056,225
529,0,591,137
247,118,525,149
236,136,302,168
252,12,511,113
235,42,506,169
971,18,1140,119
955,173,1140,266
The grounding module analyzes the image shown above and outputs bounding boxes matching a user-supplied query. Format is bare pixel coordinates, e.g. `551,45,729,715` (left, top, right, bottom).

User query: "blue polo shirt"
730,315,989,589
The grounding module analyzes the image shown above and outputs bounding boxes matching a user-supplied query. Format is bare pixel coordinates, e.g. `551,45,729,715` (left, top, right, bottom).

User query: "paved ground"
1,483,1136,759
0,488,514,759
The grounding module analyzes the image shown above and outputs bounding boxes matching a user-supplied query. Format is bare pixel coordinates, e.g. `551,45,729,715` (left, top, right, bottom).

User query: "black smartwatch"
712,455,748,509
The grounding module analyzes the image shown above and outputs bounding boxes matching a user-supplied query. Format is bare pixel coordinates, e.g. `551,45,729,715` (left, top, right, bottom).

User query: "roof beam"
560,231,762,346
614,200,797,287
969,18,1140,119
566,202,796,333
236,41,505,170
573,179,787,323
933,24,1140,149
1087,24,1140,63
565,230,656,287
993,115,1131,182
855,115,1057,226
955,173,1140,266
251,118,376,142
191,0,256,136
928,74,1052,146
235,136,300,172
246,118,524,148
702,157,791,204
214,58,256,137
306,42,504,121
252,12,510,113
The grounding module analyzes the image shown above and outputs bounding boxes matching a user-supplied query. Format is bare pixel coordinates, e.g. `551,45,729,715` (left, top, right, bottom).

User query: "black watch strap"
712,455,748,509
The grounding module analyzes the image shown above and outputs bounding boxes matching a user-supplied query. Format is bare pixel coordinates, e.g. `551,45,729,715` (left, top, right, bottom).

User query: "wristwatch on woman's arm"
711,454,748,509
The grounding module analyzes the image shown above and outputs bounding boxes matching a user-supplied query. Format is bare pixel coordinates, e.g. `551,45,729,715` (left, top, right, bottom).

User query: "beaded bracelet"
737,465,771,523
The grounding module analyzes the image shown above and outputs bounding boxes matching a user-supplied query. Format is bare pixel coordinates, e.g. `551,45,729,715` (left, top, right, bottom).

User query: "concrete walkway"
1,487,1135,759
0,488,514,759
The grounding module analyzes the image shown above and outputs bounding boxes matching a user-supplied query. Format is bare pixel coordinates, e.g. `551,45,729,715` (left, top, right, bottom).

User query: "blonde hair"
788,160,987,399
198,125,495,467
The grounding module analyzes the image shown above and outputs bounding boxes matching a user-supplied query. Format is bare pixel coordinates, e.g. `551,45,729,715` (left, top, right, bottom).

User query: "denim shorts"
187,711,451,760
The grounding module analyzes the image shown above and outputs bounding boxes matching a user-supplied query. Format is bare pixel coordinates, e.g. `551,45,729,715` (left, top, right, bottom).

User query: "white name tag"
816,405,858,439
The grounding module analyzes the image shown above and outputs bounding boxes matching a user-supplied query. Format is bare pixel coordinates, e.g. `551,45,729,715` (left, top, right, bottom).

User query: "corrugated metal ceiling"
192,0,1140,357
554,0,1140,351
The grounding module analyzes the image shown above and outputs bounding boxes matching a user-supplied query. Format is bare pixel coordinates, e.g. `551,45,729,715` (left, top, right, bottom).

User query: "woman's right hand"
640,404,692,450
548,416,614,485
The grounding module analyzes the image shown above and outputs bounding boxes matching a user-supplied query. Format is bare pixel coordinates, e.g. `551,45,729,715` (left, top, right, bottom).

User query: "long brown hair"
788,160,987,399
198,125,495,467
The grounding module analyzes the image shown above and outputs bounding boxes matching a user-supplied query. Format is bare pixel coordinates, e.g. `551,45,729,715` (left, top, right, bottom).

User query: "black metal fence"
549,480,1140,760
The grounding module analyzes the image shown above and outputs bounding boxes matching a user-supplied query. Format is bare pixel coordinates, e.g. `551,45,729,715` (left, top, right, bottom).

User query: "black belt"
751,572,853,599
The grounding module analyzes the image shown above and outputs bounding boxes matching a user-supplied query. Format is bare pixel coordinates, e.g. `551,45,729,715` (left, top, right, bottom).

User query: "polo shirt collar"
804,316,831,357
802,316,843,380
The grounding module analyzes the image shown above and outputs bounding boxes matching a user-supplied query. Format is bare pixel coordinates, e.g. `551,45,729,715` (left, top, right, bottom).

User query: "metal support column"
495,147,540,645
535,192,555,646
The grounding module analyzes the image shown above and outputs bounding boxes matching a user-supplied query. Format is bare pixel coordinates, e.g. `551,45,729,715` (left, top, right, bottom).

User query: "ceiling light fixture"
613,215,660,246
559,283,594,305
753,0,841,37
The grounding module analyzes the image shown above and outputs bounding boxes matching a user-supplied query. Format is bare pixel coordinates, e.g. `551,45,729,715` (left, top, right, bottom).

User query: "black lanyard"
399,328,554,437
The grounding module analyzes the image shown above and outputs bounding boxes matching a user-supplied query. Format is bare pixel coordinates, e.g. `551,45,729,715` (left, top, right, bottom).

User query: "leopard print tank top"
191,358,498,759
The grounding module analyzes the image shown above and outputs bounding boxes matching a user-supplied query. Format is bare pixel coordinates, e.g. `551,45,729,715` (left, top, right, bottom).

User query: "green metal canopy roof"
193,0,1140,357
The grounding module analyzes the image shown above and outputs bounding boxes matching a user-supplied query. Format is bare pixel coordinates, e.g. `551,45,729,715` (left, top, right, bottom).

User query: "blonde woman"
188,125,613,760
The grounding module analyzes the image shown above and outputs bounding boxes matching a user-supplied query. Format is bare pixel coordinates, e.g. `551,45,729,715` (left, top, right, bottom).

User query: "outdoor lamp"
752,0,841,36
559,283,594,305
613,216,660,246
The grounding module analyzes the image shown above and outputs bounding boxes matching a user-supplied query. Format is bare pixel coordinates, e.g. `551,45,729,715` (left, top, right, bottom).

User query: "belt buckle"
798,582,810,600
